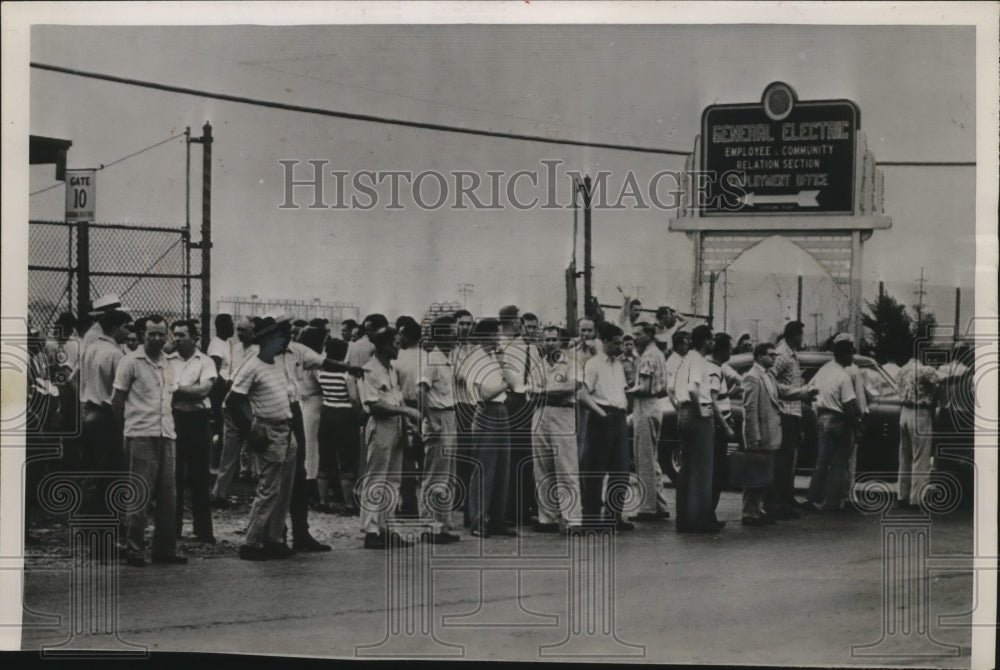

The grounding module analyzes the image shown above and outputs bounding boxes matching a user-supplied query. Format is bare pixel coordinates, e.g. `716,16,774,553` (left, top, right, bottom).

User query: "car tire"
663,445,682,484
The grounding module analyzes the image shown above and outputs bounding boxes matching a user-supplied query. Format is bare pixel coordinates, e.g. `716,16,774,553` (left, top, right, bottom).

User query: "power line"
31,61,691,157
30,133,184,196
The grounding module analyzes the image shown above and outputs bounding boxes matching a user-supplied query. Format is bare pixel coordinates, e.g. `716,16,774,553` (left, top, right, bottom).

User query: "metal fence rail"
28,219,206,333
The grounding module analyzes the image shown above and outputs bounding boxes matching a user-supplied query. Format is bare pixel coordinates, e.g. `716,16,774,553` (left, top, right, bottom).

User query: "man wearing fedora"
78,295,132,514
226,314,300,560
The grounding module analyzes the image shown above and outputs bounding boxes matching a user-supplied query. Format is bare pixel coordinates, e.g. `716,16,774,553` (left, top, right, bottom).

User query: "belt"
816,408,844,416
903,402,933,409
544,399,575,408
83,401,111,411
477,400,506,407
678,402,713,409
254,415,293,425
596,404,626,414
427,405,456,412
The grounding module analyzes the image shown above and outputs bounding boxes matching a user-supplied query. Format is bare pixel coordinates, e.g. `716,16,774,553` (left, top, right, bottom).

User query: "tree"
862,293,912,364
912,310,938,342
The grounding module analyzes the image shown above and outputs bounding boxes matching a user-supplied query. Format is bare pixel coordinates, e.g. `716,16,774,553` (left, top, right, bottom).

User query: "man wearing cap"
111,315,187,567
806,339,863,511
82,293,126,346
360,327,422,549
79,303,132,514
167,319,216,543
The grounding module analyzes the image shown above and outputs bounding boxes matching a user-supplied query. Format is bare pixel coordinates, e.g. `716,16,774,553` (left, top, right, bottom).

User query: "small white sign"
65,169,96,222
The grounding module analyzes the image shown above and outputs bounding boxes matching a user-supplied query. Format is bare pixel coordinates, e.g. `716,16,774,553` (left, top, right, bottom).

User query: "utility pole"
810,312,822,349
188,122,213,351
796,274,803,322
457,282,474,308
914,266,927,326
582,176,593,318
750,318,761,343
722,268,729,333
707,272,716,329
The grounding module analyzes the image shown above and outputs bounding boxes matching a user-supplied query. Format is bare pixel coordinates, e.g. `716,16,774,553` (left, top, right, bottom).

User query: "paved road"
21,489,974,666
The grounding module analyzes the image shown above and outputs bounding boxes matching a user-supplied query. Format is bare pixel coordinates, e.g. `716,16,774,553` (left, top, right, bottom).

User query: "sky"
18,12,990,338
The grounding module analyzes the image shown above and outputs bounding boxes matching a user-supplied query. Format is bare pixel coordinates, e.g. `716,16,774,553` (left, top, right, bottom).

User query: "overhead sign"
65,169,96,222
701,82,859,216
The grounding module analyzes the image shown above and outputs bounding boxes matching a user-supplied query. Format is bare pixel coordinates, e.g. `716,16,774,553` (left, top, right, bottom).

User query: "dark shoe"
782,509,801,520
471,527,490,538
211,497,231,510
658,510,672,520
262,542,295,559
633,512,662,522
195,535,217,544
760,513,777,525
125,555,148,568
239,545,269,561
534,523,560,533
707,520,726,531
741,516,767,527
615,520,636,532
294,536,331,552
151,554,188,565
364,532,386,549
421,531,459,544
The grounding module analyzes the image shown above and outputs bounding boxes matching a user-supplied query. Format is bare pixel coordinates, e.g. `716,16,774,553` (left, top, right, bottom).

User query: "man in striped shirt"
317,338,361,513
227,315,299,561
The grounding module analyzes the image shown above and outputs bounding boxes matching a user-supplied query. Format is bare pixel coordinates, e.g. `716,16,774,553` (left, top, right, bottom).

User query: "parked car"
651,351,903,484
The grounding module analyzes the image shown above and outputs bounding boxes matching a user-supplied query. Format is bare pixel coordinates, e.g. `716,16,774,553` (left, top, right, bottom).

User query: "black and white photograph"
2,2,997,666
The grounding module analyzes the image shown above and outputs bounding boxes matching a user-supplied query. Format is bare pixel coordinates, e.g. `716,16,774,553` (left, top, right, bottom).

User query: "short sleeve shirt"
167,349,217,412
346,336,375,368
113,350,177,438
80,333,125,406
231,355,293,420
419,347,455,409
450,342,477,405
535,350,580,406
637,344,667,395
395,346,422,404
276,341,327,403
499,337,542,394
360,357,403,412
583,354,628,409
772,340,804,416
207,336,231,380
460,346,508,404
811,360,857,414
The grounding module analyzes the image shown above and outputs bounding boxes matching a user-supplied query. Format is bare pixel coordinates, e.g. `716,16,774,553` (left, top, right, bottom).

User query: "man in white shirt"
664,330,691,408
168,319,217,543
673,325,723,533
498,306,543,528
394,317,424,518
806,339,862,511
417,315,462,543
570,317,599,461
578,322,633,531
211,316,258,505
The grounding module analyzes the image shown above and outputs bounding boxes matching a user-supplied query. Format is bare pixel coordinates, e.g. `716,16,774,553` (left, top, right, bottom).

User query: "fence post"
76,221,90,317
200,122,213,350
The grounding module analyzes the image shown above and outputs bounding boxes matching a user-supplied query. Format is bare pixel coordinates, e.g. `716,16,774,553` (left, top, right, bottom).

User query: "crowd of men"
22,291,970,565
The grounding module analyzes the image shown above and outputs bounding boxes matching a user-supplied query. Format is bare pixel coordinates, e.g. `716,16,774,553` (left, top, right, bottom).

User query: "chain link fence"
28,220,205,330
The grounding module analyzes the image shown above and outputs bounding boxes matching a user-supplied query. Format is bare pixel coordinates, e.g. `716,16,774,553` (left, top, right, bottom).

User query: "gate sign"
65,169,96,222
701,82,859,216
